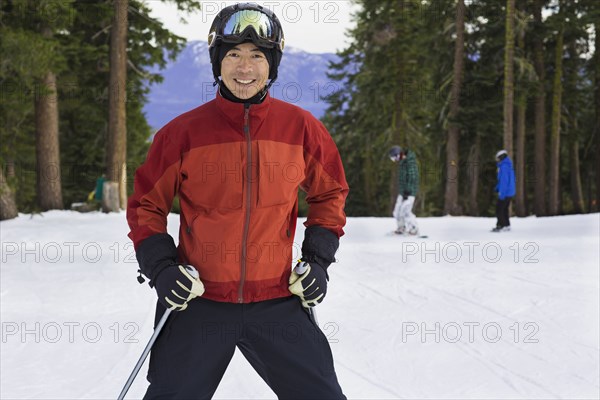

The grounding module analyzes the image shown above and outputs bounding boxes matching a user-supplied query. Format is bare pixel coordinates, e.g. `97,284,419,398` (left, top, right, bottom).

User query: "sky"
145,1,359,54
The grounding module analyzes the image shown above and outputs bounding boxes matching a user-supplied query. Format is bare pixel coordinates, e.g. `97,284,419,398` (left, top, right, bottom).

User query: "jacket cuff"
301,225,339,270
136,233,178,287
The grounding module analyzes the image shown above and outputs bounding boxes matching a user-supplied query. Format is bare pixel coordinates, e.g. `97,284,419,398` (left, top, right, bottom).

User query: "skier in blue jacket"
493,149,516,232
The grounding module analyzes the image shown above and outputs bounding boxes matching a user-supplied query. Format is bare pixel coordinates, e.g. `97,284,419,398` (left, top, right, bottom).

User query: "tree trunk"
102,181,121,213
443,0,465,215
569,135,584,213
595,18,600,213
467,135,481,216
390,79,404,214
532,0,547,216
389,147,399,216
515,97,527,216
105,0,128,212
514,16,526,217
35,27,63,211
0,167,18,220
503,0,516,156
548,21,564,215
391,5,406,214
565,38,584,214
364,133,375,212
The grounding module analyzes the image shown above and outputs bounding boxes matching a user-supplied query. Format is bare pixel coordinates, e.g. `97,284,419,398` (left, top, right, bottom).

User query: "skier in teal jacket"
389,145,420,235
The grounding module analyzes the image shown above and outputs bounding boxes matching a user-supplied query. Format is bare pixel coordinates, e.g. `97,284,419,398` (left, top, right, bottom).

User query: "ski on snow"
386,231,429,239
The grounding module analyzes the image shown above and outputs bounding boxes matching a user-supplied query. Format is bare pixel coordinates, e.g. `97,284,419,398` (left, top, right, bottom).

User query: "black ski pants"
496,197,512,228
143,296,346,400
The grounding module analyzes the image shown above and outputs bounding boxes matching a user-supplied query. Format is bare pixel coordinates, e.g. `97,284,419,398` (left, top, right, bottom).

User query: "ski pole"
117,307,172,400
117,265,199,400
294,261,319,326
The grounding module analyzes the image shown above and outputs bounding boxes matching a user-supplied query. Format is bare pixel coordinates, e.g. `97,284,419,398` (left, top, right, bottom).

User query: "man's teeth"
236,79,253,84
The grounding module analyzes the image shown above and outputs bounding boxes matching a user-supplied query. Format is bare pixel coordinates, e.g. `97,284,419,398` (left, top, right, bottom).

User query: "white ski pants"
393,195,418,234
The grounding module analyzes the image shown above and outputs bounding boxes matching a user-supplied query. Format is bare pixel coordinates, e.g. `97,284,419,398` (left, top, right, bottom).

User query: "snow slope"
1,212,599,399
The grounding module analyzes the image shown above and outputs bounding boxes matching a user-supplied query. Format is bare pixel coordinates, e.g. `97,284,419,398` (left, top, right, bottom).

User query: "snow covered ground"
1,211,599,399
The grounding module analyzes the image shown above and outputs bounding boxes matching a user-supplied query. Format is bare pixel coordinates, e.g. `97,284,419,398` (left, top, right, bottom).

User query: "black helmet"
389,146,402,161
208,3,285,82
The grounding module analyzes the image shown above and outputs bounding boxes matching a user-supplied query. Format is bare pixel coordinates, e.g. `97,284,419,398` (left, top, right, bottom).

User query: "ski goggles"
208,9,284,51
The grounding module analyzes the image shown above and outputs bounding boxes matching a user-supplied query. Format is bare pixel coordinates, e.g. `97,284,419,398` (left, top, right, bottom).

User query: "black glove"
402,191,410,200
136,233,179,285
301,225,339,271
136,233,204,310
153,265,204,311
289,261,328,308
289,226,339,307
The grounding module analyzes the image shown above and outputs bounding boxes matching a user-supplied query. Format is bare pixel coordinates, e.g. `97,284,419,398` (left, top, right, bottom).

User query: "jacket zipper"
238,103,252,303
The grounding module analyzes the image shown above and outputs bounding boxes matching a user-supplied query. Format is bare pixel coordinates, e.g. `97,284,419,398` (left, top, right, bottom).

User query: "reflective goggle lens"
224,10,274,39
209,9,283,49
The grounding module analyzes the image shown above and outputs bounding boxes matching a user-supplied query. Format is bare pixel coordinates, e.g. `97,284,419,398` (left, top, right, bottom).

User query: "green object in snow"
95,177,105,201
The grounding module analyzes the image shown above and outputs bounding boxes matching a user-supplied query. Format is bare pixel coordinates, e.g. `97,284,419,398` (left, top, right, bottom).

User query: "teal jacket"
398,150,419,196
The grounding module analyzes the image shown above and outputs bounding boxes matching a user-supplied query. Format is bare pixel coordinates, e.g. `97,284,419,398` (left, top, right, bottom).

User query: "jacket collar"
497,157,511,167
215,89,272,126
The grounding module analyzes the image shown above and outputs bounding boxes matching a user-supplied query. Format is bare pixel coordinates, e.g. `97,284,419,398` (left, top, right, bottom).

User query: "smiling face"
220,42,270,100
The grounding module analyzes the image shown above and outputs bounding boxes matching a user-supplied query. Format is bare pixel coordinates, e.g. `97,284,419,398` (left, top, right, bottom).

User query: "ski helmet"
389,146,402,161
208,3,285,83
495,149,508,160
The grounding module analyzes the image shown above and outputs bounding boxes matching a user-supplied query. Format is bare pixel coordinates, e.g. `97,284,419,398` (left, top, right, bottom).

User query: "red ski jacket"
127,92,348,303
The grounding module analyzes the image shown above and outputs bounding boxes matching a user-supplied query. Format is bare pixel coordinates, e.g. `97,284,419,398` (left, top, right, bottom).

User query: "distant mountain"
143,41,339,130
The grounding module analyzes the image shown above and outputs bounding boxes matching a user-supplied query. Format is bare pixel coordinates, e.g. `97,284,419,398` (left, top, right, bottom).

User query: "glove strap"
301,255,330,280
302,253,335,267
136,269,146,284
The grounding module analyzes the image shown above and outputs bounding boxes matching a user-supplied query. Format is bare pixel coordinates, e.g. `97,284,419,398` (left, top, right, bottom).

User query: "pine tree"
548,4,564,215
105,0,128,212
596,6,600,212
443,0,465,216
319,0,594,217
1,0,200,213
503,0,516,156
532,0,548,216
513,2,532,217
35,25,63,210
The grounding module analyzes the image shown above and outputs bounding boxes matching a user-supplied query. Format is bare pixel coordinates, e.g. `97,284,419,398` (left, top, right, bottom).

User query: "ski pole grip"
294,261,310,275
183,264,199,279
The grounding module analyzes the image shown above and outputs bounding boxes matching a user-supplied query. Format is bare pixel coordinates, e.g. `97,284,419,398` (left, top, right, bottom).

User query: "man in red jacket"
126,3,348,399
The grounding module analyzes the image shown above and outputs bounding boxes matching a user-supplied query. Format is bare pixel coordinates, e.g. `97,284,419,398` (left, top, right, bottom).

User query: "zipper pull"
244,103,250,135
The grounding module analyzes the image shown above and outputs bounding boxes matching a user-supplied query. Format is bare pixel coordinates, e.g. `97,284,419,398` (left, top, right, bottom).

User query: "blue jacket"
496,157,516,200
